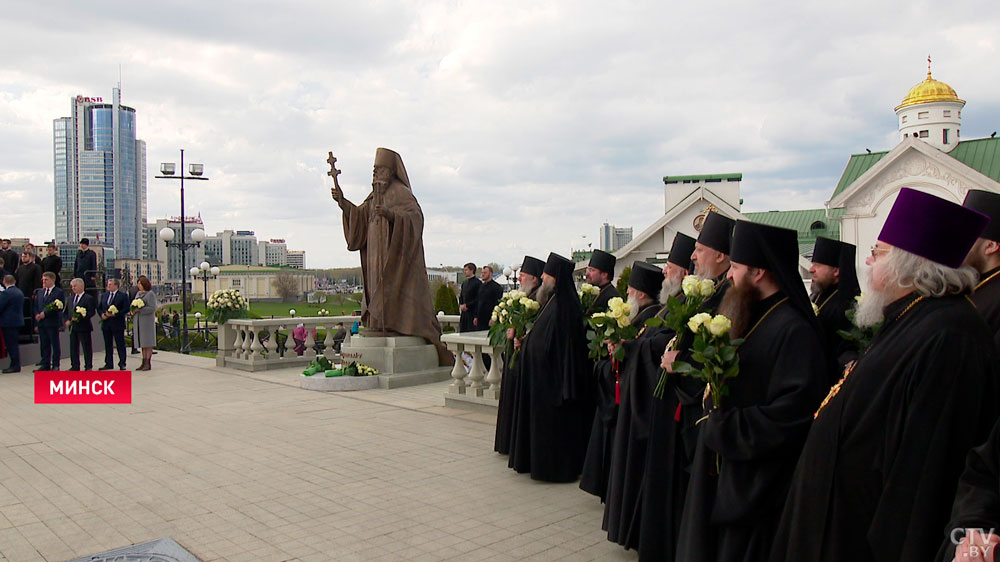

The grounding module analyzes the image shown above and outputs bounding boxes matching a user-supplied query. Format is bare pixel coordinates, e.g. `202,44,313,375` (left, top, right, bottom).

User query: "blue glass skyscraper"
53,87,146,259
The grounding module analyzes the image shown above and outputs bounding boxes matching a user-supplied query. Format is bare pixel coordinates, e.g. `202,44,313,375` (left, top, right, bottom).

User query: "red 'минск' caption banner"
34,371,132,404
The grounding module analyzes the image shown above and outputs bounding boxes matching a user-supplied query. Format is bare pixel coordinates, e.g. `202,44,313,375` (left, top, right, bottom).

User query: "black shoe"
152,351,158,354
68,367,79,371
2,367,21,373
99,365,113,371
35,361,44,367
131,349,139,354
118,365,126,370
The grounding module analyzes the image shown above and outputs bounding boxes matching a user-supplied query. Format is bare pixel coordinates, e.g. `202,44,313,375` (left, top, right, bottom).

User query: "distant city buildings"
259,239,288,267
53,87,146,259
599,223,633,252
286,250,305,269
204,230,259,266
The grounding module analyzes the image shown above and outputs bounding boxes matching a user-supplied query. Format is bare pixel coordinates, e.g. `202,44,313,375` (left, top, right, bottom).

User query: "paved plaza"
0,352,637,561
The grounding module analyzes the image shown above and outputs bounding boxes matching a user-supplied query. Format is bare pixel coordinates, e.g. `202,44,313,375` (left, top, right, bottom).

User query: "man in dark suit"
98,278,129,370
459,262,481,333
33,272,64,371
0,275,25,373
74,238,98,292
65,278,96,370
41,243,63,288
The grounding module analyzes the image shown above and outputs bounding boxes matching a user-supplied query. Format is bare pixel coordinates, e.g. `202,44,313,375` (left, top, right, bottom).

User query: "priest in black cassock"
937,418,1000,561
602,232,695,550
507,252,594,482
809,236,862,375
673,219,830,561
771,188,1000,562
458,262,480,333
963,189,1000,348
580,261,664,501
494,255,544,455
585,249,620,315
633,212,734,561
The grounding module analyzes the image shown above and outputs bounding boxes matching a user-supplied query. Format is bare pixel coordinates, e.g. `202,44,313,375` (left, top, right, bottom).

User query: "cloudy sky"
1,1,998,269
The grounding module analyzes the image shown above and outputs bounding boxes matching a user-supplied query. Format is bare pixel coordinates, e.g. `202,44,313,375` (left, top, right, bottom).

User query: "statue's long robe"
340,179,451,365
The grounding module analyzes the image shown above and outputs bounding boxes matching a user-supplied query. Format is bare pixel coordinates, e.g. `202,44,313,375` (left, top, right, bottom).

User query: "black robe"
813,283,860,376
508,293,594,482
459,276,481,333
580,302,660,501
972,266,1000,350
494,284,537,455
676,292,829,562
937,418,1000,561
771,294,1000,562
633,274,730,561
601,302,675,546
588,282,620,316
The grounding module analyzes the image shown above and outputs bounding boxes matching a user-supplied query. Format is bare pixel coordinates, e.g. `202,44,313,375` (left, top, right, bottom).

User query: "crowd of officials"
0,238,160,373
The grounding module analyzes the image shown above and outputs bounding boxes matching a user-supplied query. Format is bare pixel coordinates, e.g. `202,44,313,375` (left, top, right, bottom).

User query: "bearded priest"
771,188,1000,562
673,220,830,561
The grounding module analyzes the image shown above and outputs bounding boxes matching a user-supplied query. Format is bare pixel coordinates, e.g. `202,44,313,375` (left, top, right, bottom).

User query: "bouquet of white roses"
71,305,87,324
670,312,742,473
652,274,718,398
206,289,249,325
578,283,600,314
130,298,145,314
44,298,64,314
488,290,541,368
586,297,638,361
670,312,743,412
107,304,119,316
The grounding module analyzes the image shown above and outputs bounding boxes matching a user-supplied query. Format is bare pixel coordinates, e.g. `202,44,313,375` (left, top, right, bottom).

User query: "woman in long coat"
133,275,158,371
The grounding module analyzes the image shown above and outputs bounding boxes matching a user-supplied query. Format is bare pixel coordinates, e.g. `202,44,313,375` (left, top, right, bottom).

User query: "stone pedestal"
335,335,452,389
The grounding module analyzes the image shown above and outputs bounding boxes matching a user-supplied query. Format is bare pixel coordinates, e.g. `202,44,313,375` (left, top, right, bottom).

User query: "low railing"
440,331,503,401
217,314,461,372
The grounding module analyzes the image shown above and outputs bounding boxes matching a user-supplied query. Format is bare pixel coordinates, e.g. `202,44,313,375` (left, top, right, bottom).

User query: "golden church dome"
895,70,964,111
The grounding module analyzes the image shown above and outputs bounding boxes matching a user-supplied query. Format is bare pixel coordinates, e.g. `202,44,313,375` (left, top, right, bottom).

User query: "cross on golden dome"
895,56,964,111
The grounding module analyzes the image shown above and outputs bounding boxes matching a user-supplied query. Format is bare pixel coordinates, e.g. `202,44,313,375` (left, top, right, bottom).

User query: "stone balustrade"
440,331,504,405
218,314,461,372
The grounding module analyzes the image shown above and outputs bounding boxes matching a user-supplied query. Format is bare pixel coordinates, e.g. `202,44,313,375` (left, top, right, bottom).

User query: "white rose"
682,275,700,297
687,312,712,333
707,314,732,337
699,279,716,298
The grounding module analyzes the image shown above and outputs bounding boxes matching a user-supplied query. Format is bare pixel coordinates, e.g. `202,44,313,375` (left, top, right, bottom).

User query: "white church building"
611,66,1000,278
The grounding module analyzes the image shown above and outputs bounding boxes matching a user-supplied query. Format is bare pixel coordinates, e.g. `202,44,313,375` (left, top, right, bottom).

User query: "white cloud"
1,1,998,269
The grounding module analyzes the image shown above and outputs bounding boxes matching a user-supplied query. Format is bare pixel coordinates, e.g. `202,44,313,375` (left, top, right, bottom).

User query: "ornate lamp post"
190,261,220,310
156,150,209,354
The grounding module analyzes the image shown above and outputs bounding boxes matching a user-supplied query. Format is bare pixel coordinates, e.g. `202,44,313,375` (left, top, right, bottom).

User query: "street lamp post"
191,261,220,310
156,149,208,354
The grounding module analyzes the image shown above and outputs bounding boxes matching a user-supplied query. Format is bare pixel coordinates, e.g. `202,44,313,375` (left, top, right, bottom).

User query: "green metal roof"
663,173,742,184
831,137,1000,200
831,151,889,199
744,208,843,236
948,137,1000,184
743,208,845,257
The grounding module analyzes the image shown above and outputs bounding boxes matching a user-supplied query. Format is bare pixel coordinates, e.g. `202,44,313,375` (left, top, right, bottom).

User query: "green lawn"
162,293,362,321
